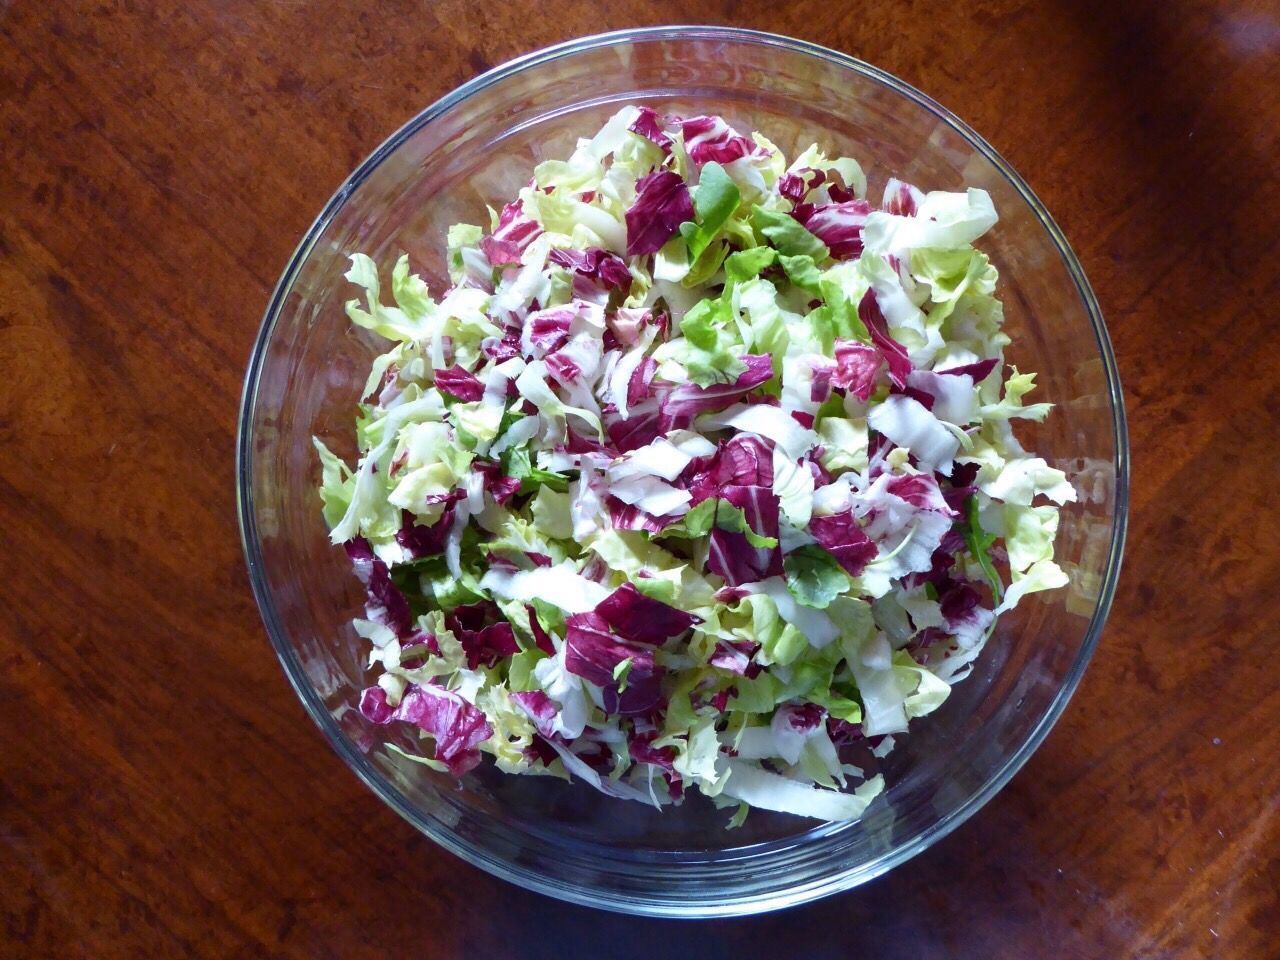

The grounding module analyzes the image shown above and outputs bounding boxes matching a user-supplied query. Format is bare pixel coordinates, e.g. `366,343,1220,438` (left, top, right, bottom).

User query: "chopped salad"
314,106,1075,823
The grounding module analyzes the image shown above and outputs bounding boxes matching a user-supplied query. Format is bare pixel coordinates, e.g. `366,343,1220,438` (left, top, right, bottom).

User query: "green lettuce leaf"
817,262,872,342
391,254,436,318
446,224,484,285
450,399,505,444
631,575,678,605
671,295,748,386
530,486,574,541
681,238,731,290
733,277,792,356
980,368,1054,422
1003,504,1059,574
894,650,951,719
778,253,822,294
413,556,488,610
344,253,436,342
751,205,829,260
783,545,851,609
909,247,996,324
679,161,741,261
726,670,781,713
663,497,779,549
730,593,807,667
994,558,1069,615
313,438,354,529
724,246,777,288
816,416,869,474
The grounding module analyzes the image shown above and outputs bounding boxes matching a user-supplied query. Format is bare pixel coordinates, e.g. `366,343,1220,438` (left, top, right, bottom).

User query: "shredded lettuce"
321,106,1072,825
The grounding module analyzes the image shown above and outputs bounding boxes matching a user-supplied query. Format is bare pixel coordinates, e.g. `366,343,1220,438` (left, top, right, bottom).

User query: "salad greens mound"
315,106,1075,822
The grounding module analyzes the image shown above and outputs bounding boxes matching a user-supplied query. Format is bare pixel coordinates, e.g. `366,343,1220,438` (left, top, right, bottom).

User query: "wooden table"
3,2,1277,957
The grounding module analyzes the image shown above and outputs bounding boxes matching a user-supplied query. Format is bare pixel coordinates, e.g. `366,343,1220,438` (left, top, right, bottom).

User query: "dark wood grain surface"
3,1,1278,957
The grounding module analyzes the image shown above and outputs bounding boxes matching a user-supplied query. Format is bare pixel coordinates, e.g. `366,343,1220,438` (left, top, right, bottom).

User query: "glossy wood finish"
3,2,1278,956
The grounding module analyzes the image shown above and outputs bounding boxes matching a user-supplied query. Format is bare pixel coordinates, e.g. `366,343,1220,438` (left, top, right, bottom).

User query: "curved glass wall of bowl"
239,27,1127,916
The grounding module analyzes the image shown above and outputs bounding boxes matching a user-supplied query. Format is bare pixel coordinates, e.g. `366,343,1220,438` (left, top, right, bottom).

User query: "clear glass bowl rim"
236,25,1130,917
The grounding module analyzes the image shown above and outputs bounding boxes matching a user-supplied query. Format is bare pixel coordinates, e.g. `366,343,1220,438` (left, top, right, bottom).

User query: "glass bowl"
238,26,1128,917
